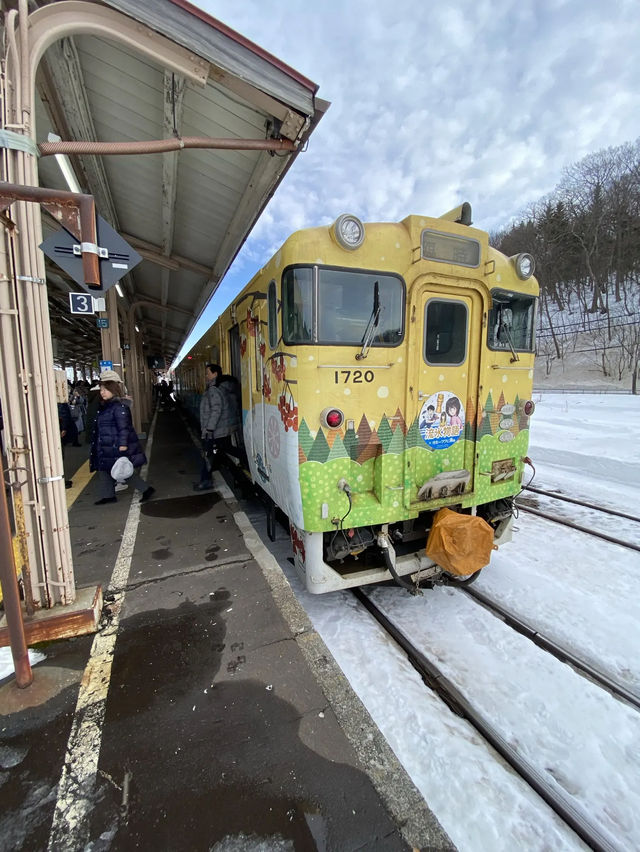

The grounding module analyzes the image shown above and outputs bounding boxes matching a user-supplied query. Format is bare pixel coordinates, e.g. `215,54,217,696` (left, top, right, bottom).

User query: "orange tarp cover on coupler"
426,508,496,576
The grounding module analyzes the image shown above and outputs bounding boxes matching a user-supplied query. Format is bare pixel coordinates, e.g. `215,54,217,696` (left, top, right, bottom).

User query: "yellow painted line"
66,459,95,508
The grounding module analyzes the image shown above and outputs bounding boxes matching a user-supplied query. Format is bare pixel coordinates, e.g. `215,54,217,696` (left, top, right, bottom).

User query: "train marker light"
333,214,365,250
321,407,344,429
512,252,535,279
522,399,536,416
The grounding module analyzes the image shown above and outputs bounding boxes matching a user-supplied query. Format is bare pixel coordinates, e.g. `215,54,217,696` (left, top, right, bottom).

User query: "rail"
353,588,619,852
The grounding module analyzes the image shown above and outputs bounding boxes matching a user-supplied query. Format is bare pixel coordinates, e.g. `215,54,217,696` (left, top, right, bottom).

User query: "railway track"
460,585,640,711
523,484,640,524
517,489,640,553
354,588,620,852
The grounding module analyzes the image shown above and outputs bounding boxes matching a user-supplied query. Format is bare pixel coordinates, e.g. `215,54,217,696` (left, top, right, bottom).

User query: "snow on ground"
367,583,640,851
528,392,640,505
261,392,640,851
478,515,640,693
2,392,639,851
0,648,45,682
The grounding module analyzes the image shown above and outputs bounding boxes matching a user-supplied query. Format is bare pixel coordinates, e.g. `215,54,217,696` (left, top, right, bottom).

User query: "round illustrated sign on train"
419,391,465,450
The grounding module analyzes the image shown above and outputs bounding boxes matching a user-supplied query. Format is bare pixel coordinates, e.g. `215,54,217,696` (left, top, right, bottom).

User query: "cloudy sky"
178,0,640,356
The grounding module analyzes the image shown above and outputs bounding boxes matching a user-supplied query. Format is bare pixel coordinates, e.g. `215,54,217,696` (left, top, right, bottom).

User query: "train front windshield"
487,289,536,352
283,265,404,346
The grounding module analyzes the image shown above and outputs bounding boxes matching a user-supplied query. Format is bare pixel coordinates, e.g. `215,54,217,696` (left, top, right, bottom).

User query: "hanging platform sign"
40,215,142,292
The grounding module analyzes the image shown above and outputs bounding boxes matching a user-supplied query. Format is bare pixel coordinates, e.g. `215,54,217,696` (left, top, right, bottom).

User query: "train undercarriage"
292,498,516,594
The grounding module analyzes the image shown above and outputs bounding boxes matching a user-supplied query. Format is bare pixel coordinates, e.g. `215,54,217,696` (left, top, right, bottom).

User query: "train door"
404,282,481,507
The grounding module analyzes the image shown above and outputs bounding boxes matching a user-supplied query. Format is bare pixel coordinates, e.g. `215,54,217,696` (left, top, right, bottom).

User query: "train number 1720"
334,369,375,384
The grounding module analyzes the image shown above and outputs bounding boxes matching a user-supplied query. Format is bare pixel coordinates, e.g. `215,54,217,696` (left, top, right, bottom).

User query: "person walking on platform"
195,363,222,490
90,371,155,505
85,383,101,445
58,398,77,489
195,365,246,490
217,374,247,468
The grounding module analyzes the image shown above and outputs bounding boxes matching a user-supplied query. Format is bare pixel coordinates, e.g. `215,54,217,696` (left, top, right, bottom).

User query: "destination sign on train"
421,230,481,268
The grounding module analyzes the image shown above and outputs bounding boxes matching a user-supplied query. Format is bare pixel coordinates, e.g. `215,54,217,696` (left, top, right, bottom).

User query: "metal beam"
191,148,290,321
37,38,116,222
208,66,306,141
130,297,193,317
37,43,138,304
161,70,184,349
121,233,211,276
28,1,210,89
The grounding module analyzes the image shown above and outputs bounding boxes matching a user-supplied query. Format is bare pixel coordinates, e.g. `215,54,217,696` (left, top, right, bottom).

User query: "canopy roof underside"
33,0,327,369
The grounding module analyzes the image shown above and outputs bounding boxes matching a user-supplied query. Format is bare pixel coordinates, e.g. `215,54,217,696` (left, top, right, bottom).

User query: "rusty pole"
0,182,100,287
0,471,33,688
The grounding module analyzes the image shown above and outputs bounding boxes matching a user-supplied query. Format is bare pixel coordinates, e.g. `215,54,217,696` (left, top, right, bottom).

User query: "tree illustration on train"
176,204,538,593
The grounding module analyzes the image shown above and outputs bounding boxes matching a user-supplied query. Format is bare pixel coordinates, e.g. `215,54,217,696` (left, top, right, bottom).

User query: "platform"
0,407,453,851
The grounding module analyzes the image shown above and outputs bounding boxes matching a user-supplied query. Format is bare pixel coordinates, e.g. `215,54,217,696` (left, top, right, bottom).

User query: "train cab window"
424,299,467,365
488,289,536,352
317,268,404,346
267,280,278,349
283,267,313,343
283,264,404,345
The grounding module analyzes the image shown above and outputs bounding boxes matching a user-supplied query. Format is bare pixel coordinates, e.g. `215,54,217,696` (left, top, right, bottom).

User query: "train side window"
267,280,278,349
488,290,536,352
424,299,467,365
282,266,313,344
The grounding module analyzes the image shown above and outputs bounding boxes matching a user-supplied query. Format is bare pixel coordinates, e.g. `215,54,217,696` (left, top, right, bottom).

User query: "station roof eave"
33,0,329,370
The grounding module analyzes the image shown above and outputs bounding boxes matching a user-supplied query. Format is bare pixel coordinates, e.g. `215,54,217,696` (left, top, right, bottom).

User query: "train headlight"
333,214,365,250
512,253,535,280
321,407,344,429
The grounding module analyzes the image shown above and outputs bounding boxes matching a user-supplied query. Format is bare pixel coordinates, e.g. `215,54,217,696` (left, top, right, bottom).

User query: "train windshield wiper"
356,281,381,360
497,305,520,363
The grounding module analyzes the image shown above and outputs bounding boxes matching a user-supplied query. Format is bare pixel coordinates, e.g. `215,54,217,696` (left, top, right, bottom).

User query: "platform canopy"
32,0,328,369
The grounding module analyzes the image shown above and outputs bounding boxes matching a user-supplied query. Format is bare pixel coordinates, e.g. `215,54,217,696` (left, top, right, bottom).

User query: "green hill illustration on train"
176,203,538,593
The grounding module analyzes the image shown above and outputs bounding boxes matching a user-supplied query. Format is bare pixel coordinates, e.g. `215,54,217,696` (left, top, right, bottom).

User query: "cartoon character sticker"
419,391,465,450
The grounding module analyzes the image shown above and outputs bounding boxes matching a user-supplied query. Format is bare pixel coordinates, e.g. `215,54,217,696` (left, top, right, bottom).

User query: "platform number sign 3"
69,292,95,315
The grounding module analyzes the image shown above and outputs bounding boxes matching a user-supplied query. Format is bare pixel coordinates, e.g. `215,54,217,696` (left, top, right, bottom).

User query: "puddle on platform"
140,492,220,518
150,548,172,560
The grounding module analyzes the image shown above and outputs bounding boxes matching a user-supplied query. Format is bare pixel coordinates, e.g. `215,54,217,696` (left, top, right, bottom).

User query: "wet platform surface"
0,408,453,851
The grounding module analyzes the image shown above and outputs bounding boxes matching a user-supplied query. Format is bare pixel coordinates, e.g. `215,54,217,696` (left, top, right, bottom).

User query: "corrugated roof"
34,0,328,365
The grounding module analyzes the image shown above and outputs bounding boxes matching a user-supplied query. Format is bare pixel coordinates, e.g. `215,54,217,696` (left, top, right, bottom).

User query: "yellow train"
176,204,538,593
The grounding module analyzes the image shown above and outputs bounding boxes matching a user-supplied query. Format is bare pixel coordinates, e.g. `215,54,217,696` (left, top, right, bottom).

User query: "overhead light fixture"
135,325,140,332
48,133,81,194
115,283,124,298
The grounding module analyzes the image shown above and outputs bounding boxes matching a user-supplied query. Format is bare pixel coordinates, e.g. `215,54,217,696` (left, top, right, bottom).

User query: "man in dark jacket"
195,365,246,489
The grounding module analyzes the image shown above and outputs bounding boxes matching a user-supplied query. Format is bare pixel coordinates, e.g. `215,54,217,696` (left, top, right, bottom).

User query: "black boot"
94,497,117,505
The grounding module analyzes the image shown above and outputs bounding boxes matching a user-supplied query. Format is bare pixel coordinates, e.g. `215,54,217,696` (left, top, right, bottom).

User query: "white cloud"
184,0,640,341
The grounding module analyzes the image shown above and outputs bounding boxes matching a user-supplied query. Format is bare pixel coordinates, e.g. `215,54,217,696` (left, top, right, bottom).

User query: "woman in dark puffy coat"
90,378,155,505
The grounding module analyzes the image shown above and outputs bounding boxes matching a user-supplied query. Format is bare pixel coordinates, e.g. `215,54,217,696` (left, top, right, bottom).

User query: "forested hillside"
491,139,640,392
